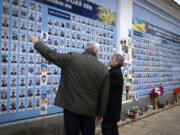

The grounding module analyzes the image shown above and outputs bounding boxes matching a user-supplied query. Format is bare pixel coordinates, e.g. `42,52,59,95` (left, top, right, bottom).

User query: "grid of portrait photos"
0,0,117,122
132,30,180,92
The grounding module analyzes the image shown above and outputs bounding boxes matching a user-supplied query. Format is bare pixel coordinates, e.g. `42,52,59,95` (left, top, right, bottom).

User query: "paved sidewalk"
118,105,180,135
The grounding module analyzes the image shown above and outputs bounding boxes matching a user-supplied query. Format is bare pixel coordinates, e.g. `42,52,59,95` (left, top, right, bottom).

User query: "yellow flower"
96,7,116,25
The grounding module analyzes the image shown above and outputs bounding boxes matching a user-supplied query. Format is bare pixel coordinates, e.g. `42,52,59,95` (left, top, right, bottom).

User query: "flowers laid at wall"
150,86,164,98
174,87,180,103
150,86,164,109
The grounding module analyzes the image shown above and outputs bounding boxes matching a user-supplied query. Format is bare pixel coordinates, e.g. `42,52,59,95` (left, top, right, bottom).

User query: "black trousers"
64,109,95,135
101,121,119,135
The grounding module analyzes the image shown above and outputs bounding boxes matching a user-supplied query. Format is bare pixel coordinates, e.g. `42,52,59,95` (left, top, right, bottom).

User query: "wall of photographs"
0,0,117,124
132,18,180,96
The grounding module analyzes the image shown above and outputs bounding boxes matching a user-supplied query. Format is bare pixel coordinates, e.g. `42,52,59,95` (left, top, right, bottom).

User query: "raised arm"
29,33,71,67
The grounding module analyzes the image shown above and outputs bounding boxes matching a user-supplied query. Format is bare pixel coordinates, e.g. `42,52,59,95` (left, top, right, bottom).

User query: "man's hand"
96,116,103,126
29,33,38,44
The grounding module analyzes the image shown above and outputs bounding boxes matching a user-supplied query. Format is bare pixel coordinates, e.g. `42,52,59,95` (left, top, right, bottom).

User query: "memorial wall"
0,0,117,123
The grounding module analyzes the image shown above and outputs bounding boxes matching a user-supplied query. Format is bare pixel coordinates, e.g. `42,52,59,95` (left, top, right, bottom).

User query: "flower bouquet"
150,86,164,109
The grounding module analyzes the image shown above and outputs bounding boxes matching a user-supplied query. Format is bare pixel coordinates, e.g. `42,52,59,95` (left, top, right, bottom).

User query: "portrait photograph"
29,13,35,22
29,24,34,32
21,0,27,9
10,102,16,113
0,103,7,114
47,38,52,46
41,32,48,42
36,67,42,75
28,67,34,76
11,44,17,54
35,99,40,109
1,67,8,77
35,89,40,97
53,69,58,75
27,89,33,98
21,22,27,31
2,7,9,16
54,29,59,37
27,100,33,110
47,78,51,85
66,31,70,39
20,67,25,77
72,33,75,40
29,46,34,54
28,57,34,65
20,56,26,65
21,11,27,20
1,43,8,53
47,98,51,107
72,24,76,31
12,9,18,18
60,31,65,38
0,91,7,101
1,79,7,88
2,18,9,28
47,68,51,75
37,15,42,23
29,2,35,11
48,18,53,25
20,45,26,54
19,90,25,99
3,0,9,5
61,21,65,28
54,20,59,27
11,55,17,64
53,88,57,96
37,5,42,13
40,73,47,86
19,102,25,112
72,16,75,22
2,31,9,40
12,32,18,41
54,77,58,85
21,34,26,43
48,28,52,35
28,79,33,88
11,67,17,76
77,16,81,23
36,78,40,86
10,79,16,88
47,88,51,96
10,91,16,100
54,39,58,46
12,0,18,6
37,25,42,33
66,22,70,29
2,55,8,64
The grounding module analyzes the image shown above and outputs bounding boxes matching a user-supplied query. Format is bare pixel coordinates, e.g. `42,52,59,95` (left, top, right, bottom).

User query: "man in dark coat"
29,34,109,135
101,54,124,135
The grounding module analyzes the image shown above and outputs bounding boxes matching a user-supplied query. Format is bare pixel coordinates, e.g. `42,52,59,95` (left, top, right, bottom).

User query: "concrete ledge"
0,114,65,135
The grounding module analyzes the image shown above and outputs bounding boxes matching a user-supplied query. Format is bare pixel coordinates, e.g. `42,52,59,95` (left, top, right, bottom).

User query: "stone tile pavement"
118,105,180,135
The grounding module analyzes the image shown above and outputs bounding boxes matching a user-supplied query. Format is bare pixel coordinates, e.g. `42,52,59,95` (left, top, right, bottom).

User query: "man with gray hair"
29,34,109,135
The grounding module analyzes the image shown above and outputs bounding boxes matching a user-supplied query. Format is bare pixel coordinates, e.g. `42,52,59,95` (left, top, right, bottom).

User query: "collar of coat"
83,52,97,57
111,64,121,70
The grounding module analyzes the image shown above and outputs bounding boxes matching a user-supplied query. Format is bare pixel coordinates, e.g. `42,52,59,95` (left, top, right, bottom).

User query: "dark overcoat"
103,65,123,123
34,41,109,117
